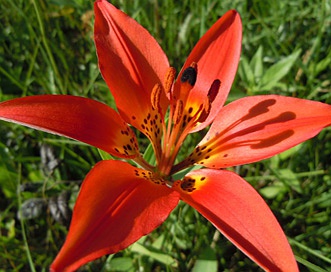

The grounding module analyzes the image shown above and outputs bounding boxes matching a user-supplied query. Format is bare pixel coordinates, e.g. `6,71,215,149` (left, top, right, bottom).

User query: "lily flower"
0,0,331,271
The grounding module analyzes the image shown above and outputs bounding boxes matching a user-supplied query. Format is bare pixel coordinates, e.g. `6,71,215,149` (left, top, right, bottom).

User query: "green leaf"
238,56,255,87
260,182,286,199
295,256,329,272
131,242,177,267
143,142,156,166
314,51,331,76
171,164,203,181
278,143,302,161
278,168,302,193
0,142,18,198
259,50,301,90
97,148,114,160
192,247,217,272
103,257,134,272
250,45,264,80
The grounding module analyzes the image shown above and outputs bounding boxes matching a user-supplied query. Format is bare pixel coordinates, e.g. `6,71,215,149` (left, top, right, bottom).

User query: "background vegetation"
1,0,330,271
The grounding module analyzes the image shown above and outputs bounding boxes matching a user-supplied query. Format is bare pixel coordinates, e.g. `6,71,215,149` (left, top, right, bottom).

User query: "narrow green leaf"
192,247,217,272
295,256,328,272
238,56,255,87
172,164,203,181
143,142,156,166
131,242,177,267
97,149,114,160
250,45,264,80
103,257,134,272
0,142,18,197
259,50,301,90
260,182,286,199
314,51,331,76
290,238,331,265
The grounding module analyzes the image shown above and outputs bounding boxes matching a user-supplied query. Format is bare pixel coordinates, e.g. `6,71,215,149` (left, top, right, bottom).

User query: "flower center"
146,63,220,180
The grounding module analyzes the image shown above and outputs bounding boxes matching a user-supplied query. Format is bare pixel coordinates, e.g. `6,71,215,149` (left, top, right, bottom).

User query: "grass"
0,0,331,271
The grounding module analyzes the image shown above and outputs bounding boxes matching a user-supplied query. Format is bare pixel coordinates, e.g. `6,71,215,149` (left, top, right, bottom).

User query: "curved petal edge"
0,95,139,158
51,160,180,272
173,169,299,272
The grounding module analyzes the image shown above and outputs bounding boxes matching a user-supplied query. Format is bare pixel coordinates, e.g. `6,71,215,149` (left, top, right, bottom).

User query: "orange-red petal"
178,10,242,131
94,0,170,129
51,160,180,272
0,95,139,158
173,169,298,271
195,95,331,168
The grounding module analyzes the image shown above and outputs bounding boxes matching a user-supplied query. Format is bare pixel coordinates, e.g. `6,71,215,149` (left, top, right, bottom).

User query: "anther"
164,67,176,94
181,66,197,86
151,83,162,111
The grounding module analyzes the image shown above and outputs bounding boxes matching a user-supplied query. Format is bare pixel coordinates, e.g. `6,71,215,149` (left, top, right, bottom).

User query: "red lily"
1,0,331,271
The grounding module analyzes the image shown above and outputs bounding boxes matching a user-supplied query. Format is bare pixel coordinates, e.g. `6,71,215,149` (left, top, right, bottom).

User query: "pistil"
149,64,221,179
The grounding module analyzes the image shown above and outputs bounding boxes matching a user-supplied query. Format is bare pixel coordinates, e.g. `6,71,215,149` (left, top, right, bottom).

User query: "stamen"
164,67,176,95
151,83,162,111
172,63,198,106
198,100,211,123
173,100,183,125
181,66,197,86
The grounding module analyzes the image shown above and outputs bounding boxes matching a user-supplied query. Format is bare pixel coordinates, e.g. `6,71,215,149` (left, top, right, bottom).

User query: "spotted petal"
174,169,299,271
51,160,180,272
94,0,170,130
178,9,242,131
0,95,139,158
193,95,331,168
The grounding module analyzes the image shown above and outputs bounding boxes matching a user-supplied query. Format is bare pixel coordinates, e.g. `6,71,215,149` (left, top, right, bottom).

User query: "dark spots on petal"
181,177,196,192
120,130,129,136
126,144,132,151
133,168,165,186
